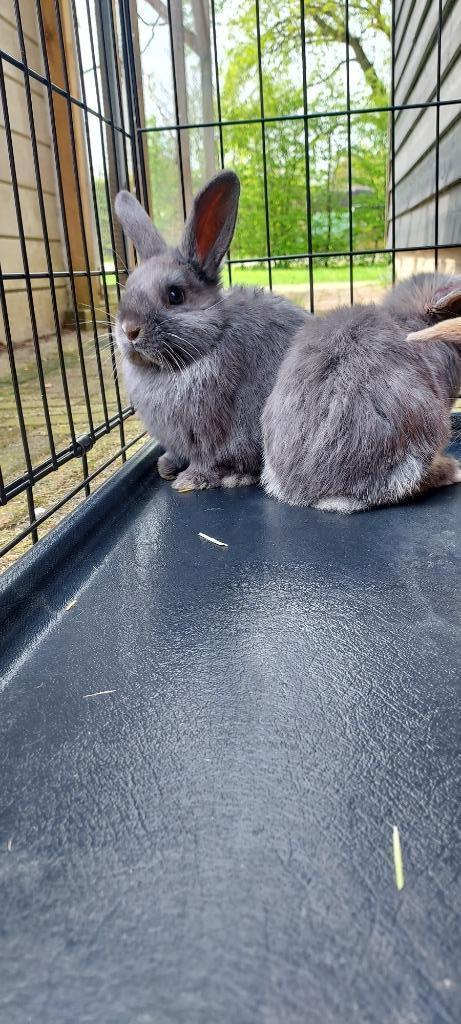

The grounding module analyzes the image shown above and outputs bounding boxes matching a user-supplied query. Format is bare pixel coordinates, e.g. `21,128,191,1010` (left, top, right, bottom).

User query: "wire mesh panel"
1,0,461,569
136,0,461,289
0,0,146,566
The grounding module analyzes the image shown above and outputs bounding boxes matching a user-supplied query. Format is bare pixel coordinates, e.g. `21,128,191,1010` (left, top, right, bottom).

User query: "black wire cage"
0,0,460,566
2,9,461,1018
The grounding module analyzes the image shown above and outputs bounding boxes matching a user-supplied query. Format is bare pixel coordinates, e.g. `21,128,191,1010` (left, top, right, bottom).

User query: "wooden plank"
129,0,150,208
395,0,457,95
94,0,133,278
190,0,215,180
395,1,461,115
394,0,434,88
394,118,461,215
169,0,193,213
396,247,461,278
144,0,198,53
0,238,65,275
0,181,62,241
0,17,43,76
1,0,40,44
394,0,422,53
390,0,461,246
394,0,419,51
40,0,98,311
404,37,461,116
394,185,461,247
395,11,435,106
394,59,461,156
2,276,68,296
393,107,437,183
0,285,68,345
0,3,74,345
394,102,461,189
1,57,45,99
0,75,51,143
0,127,57,193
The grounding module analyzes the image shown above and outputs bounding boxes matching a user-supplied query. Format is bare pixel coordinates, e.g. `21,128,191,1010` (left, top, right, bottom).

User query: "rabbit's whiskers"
162,332,203,362
161,341,186,373
78,302,116,321
110,247,129,275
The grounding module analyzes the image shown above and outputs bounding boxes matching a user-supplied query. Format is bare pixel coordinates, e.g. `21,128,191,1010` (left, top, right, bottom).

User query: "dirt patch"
274,280,387,311
0,330,145,571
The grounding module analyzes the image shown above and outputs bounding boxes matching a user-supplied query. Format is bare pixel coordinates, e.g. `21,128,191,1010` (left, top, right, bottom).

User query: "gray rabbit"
262,273,461,511
114,171,306,491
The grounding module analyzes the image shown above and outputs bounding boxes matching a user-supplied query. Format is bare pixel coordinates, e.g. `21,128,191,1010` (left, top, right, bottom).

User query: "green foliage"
218,0,390,264
141,0,391,268
146,128,183,244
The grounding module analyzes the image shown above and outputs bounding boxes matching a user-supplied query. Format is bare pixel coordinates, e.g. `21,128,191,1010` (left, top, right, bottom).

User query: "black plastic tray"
1,439,460,1024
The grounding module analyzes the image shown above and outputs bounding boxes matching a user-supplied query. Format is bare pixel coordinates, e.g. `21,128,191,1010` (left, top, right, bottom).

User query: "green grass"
102,262,391,289
228,263,392,287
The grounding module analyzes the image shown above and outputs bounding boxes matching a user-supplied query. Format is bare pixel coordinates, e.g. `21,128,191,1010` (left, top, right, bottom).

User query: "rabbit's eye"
167,286,185,306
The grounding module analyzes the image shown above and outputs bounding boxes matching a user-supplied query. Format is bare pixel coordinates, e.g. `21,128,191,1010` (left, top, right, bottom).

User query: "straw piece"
198,532,228,548
83,689,116,699
392,825,405,891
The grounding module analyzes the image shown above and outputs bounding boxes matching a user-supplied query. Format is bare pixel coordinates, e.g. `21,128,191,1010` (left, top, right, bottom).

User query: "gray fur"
114,191,166,259
262,273,461,511
114,171,306,489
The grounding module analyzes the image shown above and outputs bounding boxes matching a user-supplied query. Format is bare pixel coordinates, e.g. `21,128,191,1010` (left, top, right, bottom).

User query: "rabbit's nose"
123,321,141,342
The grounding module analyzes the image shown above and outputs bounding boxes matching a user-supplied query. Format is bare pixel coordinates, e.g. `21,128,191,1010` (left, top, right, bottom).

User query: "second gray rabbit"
262,273,461,511
114,171,306,491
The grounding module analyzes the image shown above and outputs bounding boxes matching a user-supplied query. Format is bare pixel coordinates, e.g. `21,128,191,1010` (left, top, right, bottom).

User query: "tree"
216,0,390,263
138,0,391,264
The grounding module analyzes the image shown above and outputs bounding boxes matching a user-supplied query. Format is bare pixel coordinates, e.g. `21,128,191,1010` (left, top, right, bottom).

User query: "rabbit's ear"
115,191,167,259
408,317,461,344
429,279,461,316
181,170,240,280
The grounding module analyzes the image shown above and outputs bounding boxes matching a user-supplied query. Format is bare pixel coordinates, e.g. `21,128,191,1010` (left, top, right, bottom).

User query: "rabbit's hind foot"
157,451,186,480
418,453,461,494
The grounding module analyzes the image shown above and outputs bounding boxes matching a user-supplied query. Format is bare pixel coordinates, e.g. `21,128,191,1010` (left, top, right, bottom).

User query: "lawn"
0,331,144,571
228,263,392,287
102,262,392,290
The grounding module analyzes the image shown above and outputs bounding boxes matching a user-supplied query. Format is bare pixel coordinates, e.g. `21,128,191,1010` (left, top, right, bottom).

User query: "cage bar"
254,0,272,290
137,97,461,135
434,0,443,270
1,0,460,567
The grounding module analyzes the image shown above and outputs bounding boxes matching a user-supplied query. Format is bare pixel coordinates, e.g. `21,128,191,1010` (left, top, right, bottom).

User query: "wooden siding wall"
392,0,461,274
0,0,69,344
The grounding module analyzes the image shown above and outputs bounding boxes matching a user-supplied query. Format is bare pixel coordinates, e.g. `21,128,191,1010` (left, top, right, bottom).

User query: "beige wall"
396,249,461,279
0,0,68,345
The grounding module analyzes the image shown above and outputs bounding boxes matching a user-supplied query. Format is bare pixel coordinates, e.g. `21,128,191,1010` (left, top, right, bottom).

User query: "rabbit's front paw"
172,467,220,492
221,472,259,488
157,451,184,480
